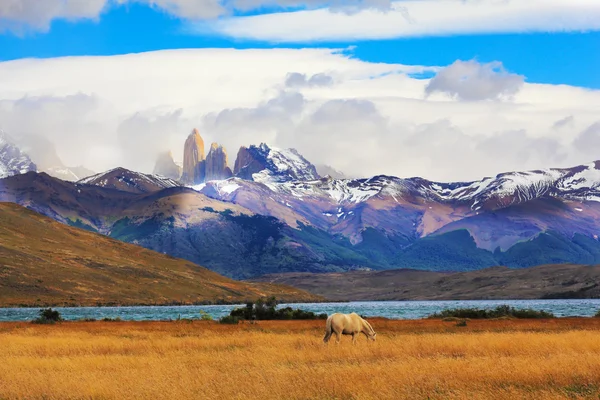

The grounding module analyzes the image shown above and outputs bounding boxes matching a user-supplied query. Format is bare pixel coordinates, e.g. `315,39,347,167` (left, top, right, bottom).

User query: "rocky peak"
181,129,205,185
153,151,182,181
233,145,267,180
0,130,37,179
78,167,180,194
205,143,233,181
233,143,320,183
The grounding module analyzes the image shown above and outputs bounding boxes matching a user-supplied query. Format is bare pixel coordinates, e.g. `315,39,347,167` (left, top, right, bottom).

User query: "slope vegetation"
253,264,600,301
0,202,319,307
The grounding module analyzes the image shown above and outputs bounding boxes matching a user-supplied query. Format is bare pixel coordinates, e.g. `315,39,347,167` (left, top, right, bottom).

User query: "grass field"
2,318,600,399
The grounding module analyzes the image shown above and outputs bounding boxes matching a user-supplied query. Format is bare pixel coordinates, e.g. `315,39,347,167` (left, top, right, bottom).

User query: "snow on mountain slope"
78,167,180,194
0,131,37,179
45,166,81,182
255,162,600,210
197,159,600,245
235,143,321,184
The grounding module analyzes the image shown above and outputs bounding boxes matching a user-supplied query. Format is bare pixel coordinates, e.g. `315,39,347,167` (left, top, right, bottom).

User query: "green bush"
102,317,123,322
594,309,600,318
199,311,213,321
430,305,555,319
219,315,240,324
228,297,327,321
32,308,63,324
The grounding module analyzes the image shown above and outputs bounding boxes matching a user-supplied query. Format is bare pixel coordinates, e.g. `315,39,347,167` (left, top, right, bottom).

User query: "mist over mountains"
3,127,600,279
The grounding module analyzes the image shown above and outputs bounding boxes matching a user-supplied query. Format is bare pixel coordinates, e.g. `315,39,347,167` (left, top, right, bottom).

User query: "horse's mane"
361,318,375,334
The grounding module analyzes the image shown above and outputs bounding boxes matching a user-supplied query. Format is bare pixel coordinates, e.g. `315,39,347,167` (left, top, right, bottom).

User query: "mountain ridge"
4,141,600,279
0,202,320,306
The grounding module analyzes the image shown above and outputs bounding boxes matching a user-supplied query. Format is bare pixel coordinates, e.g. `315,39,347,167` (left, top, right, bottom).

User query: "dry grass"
0,202,319,307
2,318,600,399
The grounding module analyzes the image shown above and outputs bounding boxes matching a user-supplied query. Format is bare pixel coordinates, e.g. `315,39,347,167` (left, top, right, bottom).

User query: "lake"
2,299,600,322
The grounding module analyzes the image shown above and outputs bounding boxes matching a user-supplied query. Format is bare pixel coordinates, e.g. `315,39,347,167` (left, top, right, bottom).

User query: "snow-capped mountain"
78,167,180,194
220,161,600,210
0,131,37,179
196,158,600,253
233,143,320,184
6,150,600,277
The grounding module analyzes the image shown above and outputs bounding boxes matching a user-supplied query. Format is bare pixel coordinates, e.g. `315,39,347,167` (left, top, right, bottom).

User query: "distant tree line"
219,296,327,324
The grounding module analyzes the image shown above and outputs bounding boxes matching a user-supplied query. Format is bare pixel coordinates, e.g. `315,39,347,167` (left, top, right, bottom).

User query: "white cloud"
120,0,225,19
0,0,227,32
205,0,600,42
573,122,600,156
425,60,524,101
231,0,392,14
553,115,575,130
0,0,107,32
0,49,600,181
117,109,193,172
285,72,334,88
0,0,393,32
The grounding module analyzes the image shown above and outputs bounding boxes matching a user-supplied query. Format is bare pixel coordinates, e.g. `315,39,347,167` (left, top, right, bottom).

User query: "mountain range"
0,202,318,307
3,128,600,279
0,130,94,181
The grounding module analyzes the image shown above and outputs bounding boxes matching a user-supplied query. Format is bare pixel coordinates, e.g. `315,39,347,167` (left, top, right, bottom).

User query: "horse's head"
369,332,377,342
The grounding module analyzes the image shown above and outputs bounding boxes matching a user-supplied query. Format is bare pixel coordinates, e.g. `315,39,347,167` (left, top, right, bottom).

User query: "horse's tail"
323,315,333,343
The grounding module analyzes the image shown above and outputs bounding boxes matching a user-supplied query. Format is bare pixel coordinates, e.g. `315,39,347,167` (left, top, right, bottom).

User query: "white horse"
323,312,377,344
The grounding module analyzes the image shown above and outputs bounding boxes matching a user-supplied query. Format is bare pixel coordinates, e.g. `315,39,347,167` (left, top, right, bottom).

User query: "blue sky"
1,2,599,88
1,1,600,180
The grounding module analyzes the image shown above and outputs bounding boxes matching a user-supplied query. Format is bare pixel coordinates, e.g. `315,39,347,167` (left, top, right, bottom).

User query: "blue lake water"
2,299,600,322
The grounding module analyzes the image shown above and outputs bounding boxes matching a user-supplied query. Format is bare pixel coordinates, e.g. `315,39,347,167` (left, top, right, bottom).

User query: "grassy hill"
253,263,600,301
0,202,320,307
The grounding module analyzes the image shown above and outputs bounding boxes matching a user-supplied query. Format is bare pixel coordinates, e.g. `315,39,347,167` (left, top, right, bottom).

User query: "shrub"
430,305,555,319
227,297,326,321
219,315,240,324
102,317,123,322
455,319,468,327
32,308,63,324
199,311,213,321
594,309,600,318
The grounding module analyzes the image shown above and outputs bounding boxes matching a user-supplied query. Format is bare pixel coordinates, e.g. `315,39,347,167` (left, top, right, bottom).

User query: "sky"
0,0,599,181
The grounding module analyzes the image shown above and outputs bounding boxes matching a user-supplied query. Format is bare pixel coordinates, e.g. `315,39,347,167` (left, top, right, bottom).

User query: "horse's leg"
335,331,341,344
352,333,357,345
323,331,332,343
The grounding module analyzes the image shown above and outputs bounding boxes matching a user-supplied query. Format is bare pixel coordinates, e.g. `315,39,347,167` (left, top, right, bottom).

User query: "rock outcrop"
233,143,320,183
181,129,205,185
78,167,180,194
234,145,267,180
0,130,37,179
153,151,182,181
205,143,233,181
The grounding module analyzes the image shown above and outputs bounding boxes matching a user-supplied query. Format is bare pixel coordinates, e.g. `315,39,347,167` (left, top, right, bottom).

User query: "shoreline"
0,298,345,309
2,297,599,309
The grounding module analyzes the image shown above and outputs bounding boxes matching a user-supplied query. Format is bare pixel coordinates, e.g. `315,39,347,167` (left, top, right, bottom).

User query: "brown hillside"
253,264,600,301
0,202,320,307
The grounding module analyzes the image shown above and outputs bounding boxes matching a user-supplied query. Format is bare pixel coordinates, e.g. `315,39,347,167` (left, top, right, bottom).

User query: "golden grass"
0,202,319,306
2,318,600,399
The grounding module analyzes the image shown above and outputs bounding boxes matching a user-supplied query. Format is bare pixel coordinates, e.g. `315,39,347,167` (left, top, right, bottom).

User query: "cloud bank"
425,60,525,101
0,0,392,33
0,49,599,181
205,0,600,42
4,0,600,40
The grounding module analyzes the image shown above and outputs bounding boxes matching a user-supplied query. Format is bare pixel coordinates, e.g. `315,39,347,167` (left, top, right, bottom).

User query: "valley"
3,129,600,281
253,264,600,301
0,202,319,307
